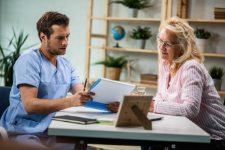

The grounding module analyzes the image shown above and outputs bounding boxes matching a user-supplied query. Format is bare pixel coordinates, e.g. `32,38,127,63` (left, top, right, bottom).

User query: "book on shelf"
214,7,225,12
214,17,225,19
214,14,225,18
141,77,158,81
214,11,225,15
140,79,157,84
140,73,158,79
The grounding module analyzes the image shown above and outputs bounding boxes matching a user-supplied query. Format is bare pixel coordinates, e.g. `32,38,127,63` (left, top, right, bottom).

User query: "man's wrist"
66,96,73,108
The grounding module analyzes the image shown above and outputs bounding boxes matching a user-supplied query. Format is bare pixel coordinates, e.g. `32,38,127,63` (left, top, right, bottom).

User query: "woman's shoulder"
182,59,202,67
181,59,204,72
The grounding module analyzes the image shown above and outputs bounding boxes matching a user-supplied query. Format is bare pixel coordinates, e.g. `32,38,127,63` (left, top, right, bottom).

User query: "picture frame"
115,95,153,130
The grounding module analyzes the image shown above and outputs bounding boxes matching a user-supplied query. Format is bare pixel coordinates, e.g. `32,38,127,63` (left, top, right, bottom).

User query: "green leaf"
92,55,136,69
130,26,153,39
12,27,17,42
0,27,38,86
0,45,6,58
7,36,15,48
208,66,224,79
194,27,211,39
109,0,152,9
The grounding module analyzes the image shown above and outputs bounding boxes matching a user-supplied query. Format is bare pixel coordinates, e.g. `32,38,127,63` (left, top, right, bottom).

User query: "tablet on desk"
148,114,164,121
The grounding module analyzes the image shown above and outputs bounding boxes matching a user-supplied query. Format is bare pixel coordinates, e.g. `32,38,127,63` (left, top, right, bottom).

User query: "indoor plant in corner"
194,28,211,53
109,0,152,17
130,26,152,49
208,66,224,91
93,55,135,80
0,28,38,87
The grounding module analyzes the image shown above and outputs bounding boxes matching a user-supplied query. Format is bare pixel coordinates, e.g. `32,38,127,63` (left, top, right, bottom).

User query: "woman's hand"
106,102,120,113
149,100,155,112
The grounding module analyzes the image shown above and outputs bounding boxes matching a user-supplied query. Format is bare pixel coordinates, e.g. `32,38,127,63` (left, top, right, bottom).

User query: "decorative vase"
196,38,207,53
212,79,222,91
129,8,138,17
106,67,121,80
136,39,146,49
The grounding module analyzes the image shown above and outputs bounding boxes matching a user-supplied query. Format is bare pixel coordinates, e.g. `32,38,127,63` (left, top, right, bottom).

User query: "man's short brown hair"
37,11,69,41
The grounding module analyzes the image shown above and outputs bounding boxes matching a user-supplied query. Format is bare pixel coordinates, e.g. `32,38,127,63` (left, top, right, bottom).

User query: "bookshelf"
85,0,225,96
174,1,225,96
85,0,170,90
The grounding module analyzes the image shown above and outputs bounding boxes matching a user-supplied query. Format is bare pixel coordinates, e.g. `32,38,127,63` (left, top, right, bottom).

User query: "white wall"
0,0,225,102
0,0,88,85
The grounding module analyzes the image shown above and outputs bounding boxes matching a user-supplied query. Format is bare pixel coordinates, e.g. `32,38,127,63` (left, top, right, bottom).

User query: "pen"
83,78,87,91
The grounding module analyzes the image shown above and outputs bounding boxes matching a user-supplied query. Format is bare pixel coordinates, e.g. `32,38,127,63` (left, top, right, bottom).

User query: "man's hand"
149,100,155,112
106,102,120,113
70,91,95,107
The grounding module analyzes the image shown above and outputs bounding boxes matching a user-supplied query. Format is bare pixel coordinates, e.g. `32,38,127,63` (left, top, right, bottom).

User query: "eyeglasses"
157,38,180,49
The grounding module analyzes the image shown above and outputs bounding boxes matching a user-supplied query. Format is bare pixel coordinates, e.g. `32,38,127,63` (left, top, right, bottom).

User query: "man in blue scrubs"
0,11,119,150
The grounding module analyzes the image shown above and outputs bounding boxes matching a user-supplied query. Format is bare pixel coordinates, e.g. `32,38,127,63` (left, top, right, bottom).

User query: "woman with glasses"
147,16,225,149
108,16,225,150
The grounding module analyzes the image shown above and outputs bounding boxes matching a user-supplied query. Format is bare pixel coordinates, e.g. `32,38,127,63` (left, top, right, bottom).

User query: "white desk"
48,108,211,150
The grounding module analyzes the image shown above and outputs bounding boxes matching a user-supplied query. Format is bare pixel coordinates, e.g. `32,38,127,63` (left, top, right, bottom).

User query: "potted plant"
208,66,224,91
194,28,211,53
93,55,135,80
109,0,152,17
0,28,38,86
130,26,153,49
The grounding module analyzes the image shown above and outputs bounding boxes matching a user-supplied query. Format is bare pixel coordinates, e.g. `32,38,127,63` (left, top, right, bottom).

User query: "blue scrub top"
0,49,81,136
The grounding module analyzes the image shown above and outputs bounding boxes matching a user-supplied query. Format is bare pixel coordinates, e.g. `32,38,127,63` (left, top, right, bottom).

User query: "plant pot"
129,8,138,17
212,79,222,91
106,67,121,80
196,38,207,53
136,39,146,49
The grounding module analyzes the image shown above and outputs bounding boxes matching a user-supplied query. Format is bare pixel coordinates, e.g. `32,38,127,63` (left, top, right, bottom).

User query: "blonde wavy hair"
158,16,204,76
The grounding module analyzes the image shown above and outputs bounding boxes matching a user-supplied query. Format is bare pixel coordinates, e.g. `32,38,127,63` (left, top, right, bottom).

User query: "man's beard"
47,41,64,55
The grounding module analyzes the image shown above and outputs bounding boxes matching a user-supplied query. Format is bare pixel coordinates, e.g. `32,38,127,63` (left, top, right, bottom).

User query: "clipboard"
84,78,136,111
115,95,153,130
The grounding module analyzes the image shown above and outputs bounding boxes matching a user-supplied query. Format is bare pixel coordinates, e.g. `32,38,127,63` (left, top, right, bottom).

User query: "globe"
111,26,125,41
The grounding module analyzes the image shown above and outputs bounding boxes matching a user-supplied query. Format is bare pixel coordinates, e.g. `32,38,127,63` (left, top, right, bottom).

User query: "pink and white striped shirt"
154,59,225,140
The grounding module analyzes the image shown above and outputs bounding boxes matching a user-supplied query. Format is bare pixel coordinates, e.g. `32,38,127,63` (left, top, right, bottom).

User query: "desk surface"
48,107,210,144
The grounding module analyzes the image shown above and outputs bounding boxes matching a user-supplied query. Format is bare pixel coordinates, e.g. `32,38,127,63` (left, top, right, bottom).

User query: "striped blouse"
153,59,225,140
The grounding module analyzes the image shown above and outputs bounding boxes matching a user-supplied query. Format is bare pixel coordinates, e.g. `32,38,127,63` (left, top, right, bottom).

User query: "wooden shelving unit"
218,91,225,96
90,46,225,57
91,17,161,21
90,46,158,53
203,53,225,57
85,0,225,95
85,0,170,90
91,18,225,23
184,19,225,23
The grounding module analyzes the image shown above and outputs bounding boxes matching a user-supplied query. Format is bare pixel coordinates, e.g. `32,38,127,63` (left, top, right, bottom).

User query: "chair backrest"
0,86,11,118
0,126,9,141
